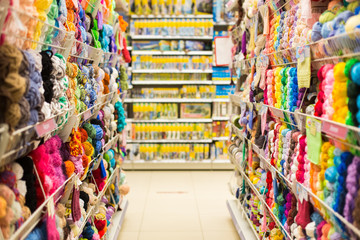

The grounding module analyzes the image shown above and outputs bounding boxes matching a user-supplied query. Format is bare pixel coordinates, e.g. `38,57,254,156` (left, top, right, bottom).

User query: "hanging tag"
297,46,311,88
47,196,55,217
296,182,304,203
260,106,268,135
306,117,321,164
83,109,92,121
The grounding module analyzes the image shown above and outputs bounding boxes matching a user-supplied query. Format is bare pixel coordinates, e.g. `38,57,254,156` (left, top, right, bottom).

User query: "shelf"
10,174,76,240
106,199,129,240
124,98,213,103
127,139,213,143
230,122,360,238
214,21,235,26
226,199,259,240
131,35,213,40
212,116,229,121
212,80,231,85
213,136,229,141
132,50,213,56
131,80,213,85
75,205,96,240
122,159,233,170
213,98,229,102
127,118,213,123
130,14,213,19
123,159,212,169
132,69,213,74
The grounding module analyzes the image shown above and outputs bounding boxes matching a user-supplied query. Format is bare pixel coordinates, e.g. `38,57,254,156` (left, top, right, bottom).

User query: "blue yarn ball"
325,166,337,183
93,125,104,140
351,63,360,85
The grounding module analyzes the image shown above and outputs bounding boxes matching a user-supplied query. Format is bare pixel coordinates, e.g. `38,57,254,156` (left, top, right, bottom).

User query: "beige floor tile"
203,231,240,240
139,231,203,240
119,171,238,239
121,213,144,232
144,198,198,214
141,212,202,232
199,214,237,231
117,231,139,240
196,199,229,215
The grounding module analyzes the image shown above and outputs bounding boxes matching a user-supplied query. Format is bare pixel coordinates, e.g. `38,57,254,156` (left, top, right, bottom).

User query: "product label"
322,121,348,140
270,107,284,119
306,117,322,164
297,46,311,88
35,118,57,137
83,109,92,121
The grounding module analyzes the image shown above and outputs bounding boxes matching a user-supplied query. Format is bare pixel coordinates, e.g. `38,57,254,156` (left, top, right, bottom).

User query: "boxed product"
212,102,231,117
216,85,235,98
185,41,206,51
133,41,161,50
180,103,211,118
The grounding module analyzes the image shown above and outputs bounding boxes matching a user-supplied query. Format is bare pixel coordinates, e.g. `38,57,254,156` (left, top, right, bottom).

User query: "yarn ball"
120,184,130,195
64,161,75,177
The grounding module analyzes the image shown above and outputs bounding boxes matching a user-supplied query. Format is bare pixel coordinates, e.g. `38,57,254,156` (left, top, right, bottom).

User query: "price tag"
322,121,348,140
107,93,113,102
47,196,55,217
83,109,92,121
35,118,57,137
270,108,284,119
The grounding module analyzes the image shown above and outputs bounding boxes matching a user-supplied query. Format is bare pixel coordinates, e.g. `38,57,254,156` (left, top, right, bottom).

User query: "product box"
216,85,235,98
196,0,213,14
133,41,160,50
180,103,211,118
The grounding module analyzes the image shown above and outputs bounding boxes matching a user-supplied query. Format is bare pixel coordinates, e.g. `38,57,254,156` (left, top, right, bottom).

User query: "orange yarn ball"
81,155,89,168
79,128,88,143
64,161,75,177
82,142,94,157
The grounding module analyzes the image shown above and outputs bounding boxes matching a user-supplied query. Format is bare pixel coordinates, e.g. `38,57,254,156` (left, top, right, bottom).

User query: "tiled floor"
118,171,240,240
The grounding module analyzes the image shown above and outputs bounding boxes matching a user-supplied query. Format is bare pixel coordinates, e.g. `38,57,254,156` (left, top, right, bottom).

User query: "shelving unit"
132,50,213,55
125,14,234,170
131,35,214,40
127,139,213,143
127,118,213,123
122,159,233,170
130,14,213,19
124,98,214,103
131,69,213,74
131,80,213,85
226,199,259,240
106,199,129,240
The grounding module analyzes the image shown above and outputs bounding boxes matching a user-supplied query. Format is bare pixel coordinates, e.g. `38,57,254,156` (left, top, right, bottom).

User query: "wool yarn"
344,156,360,223
0,44,27,129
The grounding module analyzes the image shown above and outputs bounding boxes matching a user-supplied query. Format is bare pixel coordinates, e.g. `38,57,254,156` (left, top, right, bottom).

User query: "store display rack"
131,50,213,55
130,14,213,19
131,35,214,40
122,159,233,170
131,80,214,85
124,12,234,170
0,2,132,238
131,69,213,74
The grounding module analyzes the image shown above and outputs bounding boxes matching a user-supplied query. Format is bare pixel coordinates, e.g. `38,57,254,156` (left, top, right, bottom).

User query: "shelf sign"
35,118,57,137
270,108,284,119
322,121,348,140
83,109,92,121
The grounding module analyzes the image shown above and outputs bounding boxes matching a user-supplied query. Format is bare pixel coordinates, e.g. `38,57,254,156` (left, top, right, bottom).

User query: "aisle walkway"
118,171,240,240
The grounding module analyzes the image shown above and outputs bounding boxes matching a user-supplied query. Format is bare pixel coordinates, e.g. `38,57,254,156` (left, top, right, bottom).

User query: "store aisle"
118,171,239,240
